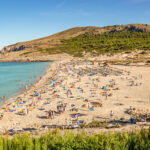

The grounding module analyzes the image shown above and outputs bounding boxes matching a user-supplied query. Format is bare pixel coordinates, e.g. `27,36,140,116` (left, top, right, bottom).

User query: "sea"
0,62,51,103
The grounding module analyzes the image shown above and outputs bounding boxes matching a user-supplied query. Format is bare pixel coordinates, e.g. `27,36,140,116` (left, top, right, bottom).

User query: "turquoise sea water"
0,62,51,102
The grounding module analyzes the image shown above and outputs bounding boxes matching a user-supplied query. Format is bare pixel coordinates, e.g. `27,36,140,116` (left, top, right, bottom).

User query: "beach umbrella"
50,81,53,84
102,86,106,90
35,92,39,96
78,120,82,125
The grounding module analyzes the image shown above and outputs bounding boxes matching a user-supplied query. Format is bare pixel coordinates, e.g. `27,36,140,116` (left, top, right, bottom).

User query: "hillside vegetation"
1,24,150,59
44,30,150,57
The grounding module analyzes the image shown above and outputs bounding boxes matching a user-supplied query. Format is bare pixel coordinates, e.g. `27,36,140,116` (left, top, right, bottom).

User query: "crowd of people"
0,59,149,134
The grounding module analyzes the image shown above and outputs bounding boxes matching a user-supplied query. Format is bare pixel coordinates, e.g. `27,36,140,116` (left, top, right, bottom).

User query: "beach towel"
71,104,76,107
10,109,15,112
90,108,95,111
75,113,80,117
19,101,26,104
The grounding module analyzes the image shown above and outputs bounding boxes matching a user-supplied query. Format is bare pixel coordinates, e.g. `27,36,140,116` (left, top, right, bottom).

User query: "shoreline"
0,60,54,62
0,61,54,108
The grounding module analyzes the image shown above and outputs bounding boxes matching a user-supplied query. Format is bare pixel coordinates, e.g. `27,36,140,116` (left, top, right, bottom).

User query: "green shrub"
45,30,150,56
0,129,150,149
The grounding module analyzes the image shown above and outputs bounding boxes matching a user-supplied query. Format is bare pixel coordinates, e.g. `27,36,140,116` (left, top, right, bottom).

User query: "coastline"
0,61,54,108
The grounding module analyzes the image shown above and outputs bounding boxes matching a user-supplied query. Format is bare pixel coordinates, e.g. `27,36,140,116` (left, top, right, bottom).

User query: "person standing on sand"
67,90,69,98
88,102,90,109
51,110,54,119
47,110,51,119
24,108,28,115
25,85,28,90
105,93,108,100
110,110,114,118
27,107,29,114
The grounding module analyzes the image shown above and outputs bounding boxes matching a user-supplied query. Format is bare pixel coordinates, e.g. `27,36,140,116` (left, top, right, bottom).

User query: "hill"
0,24,150,62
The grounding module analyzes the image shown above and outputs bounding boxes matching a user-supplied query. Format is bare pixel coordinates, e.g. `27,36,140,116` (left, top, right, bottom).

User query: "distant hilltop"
0,24,150,62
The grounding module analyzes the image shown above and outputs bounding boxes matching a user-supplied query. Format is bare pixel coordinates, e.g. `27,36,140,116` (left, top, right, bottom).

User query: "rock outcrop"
0,45,26,54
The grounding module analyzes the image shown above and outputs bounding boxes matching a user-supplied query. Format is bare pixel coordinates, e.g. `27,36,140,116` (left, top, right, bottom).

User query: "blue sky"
0,0,150,49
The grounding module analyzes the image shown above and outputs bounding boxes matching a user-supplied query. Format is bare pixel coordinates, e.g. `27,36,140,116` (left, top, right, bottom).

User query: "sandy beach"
0,59,150,135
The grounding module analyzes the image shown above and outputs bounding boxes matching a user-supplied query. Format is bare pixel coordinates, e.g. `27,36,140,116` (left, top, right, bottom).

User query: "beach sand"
0,59,150,135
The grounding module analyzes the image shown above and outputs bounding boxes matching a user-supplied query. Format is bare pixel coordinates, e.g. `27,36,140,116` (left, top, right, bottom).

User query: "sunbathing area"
0,59,150,135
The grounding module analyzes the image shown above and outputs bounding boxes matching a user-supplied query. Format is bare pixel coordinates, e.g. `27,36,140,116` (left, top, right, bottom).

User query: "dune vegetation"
0,129,150,150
